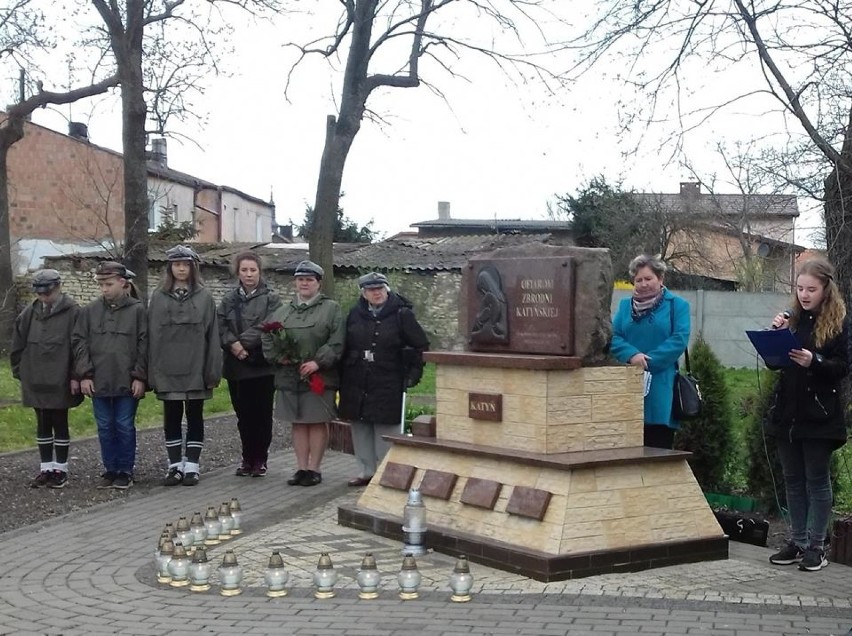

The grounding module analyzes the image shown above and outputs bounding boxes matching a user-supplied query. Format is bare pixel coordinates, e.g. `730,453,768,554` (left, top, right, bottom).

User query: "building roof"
632,191,799,218
17,116,271,209
410,218,572,231
46,233,562,273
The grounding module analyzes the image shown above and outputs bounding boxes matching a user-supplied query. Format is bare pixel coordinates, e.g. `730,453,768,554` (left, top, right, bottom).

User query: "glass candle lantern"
448,555,474,602
189,511,207,546
218,549,243,596
401,489,427,556
264,550,289,598
397,554,421,600
188,545,212,592
356,553,381,600
204,507,221,546
168,543,191,587
313,553,338,599
217,502,234,540
228,497,243,535
175,516,194,552
156,538,174,584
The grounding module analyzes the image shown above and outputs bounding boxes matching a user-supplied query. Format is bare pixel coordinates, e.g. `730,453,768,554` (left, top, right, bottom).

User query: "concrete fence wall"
612,289,791,369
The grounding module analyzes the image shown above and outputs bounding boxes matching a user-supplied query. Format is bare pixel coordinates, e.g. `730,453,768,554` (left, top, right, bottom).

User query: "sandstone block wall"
359,444,721,555
436,364,644,453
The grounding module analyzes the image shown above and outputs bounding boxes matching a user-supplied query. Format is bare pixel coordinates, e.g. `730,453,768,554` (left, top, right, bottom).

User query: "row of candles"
157,542,473,601
154,492,474,601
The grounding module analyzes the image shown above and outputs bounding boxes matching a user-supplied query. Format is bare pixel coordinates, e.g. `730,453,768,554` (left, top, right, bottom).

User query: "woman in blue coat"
610,254,691,449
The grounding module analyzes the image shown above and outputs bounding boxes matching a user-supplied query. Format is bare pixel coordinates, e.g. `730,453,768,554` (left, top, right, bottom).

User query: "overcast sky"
22,3,824,247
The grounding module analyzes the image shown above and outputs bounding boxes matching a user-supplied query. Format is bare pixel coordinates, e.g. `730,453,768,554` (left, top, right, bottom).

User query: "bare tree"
569,0,852,299
286,0,565,296
0,0,117,353
0,76,118,353
89,0,275,298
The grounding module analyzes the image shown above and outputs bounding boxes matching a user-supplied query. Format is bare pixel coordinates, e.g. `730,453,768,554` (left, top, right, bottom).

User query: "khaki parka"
10,293,84,409
217,282,282,381
261,294,344,392
148,285,222,400
72,294,148,397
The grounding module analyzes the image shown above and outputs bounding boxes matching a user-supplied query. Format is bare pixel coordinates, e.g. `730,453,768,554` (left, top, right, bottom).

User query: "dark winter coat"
148,286,222,399
217,282,282,381
766,311,849,447
338,292,429,426
10,293,84,409
72,295,147,397
261,294,345,392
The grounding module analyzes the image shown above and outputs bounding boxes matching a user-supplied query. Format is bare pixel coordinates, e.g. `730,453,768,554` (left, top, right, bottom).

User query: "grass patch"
0,357,233,453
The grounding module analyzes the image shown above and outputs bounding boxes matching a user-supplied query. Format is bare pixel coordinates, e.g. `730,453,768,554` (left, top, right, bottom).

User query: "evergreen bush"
674,337,735,492
743,370,786,511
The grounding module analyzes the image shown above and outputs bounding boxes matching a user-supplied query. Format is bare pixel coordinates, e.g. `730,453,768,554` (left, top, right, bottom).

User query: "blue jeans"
93,396,138,474
775,436,835,549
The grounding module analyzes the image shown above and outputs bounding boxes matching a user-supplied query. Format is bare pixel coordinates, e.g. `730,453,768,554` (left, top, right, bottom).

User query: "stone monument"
339,245,726,581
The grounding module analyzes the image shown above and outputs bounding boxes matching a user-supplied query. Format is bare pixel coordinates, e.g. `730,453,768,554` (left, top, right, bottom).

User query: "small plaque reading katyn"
468,393,503,421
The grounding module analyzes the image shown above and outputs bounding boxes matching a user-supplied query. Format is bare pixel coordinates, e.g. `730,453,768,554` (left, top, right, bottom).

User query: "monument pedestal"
338,353,727,581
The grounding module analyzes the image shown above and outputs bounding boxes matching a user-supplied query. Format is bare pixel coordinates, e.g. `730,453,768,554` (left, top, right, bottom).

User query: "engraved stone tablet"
468,392,502,421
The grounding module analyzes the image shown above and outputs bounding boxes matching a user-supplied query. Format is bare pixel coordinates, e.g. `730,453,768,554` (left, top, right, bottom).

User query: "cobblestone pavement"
2,450,852,636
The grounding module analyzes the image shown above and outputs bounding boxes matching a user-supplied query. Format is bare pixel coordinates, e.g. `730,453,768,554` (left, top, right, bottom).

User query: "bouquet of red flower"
260,321,303,365
260,321,326,395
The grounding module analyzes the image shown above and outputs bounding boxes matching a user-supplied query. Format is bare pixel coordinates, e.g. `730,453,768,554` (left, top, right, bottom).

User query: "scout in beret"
339,272,429,487
148,244,222,487
72,261,148,489
261,258,344,487
11,269,83,489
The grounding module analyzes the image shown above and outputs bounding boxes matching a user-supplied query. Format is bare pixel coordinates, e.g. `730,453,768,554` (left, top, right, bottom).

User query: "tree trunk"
120,60,150,300
824,107,852,306
310,115,355,298
0,120,25,355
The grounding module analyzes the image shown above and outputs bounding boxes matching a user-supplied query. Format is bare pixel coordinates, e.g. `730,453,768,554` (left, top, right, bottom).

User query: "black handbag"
670,302,702,420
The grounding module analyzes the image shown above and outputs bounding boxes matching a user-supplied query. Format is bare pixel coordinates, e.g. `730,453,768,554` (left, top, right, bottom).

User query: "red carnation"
260,321,284,333
308,373,325,395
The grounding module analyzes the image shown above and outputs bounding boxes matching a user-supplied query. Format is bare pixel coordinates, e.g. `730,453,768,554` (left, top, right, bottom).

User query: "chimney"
437,201,451,220
151,137,168,168
680,182,700,199
68,122,89,141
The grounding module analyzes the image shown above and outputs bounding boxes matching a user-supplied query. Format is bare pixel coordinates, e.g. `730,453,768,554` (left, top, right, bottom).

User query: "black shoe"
287,469,307,486
183,472,200,487
235,462,251,477
96,471,117,489
300,470,322,487
799,546,828,571
163,467,184,487
30,471,52,488
48,470,68,489
112,473,133,490
769,542,805,565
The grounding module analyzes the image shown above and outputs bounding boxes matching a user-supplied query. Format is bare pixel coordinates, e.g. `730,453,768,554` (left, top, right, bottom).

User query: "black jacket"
767,311,849,446
218,282,282,381
338,292,429,425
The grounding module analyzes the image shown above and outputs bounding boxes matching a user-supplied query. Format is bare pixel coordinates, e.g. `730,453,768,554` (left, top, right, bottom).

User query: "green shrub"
674,337,734,493
743,370,785,511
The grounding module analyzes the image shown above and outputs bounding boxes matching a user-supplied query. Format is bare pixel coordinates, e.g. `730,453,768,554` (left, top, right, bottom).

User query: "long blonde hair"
789,258,846,347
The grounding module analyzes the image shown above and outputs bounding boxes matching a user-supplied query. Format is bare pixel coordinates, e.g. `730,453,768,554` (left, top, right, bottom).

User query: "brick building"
8,118,275,272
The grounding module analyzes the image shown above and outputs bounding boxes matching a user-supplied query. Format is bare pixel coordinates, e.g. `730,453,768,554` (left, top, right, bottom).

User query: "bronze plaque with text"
468,392,503,421
464,256,575,355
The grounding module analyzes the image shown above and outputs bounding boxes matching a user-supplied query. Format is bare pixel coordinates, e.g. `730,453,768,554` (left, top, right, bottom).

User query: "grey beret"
294,260,323,278
32,269,62,290
358,272,389,289
166,244,200,261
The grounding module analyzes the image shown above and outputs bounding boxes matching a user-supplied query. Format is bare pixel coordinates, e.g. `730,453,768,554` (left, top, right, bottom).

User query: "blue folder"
745,329,801,367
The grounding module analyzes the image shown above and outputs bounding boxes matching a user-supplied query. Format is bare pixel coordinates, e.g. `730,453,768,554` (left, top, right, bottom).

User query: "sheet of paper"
643,371,652,397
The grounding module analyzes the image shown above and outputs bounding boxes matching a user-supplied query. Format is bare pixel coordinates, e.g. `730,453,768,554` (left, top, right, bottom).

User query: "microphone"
771,311,791,329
